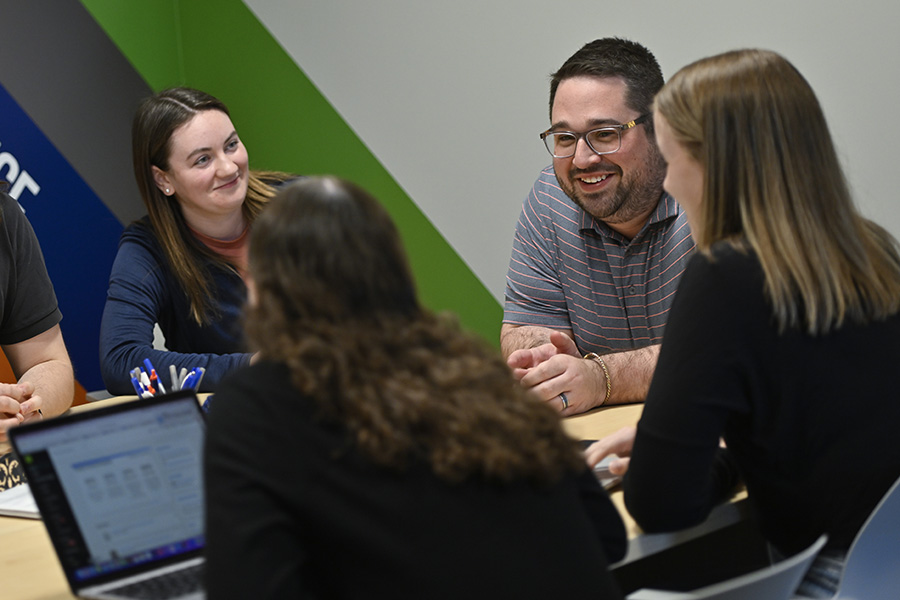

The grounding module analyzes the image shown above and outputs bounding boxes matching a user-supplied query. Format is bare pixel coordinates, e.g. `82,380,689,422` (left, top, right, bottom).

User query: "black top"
625,244,900,554
0,186,62,490
205,360,626,599
0,187,61,345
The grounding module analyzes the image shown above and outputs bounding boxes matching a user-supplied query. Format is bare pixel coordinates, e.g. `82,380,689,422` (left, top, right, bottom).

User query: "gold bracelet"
584,353,611,405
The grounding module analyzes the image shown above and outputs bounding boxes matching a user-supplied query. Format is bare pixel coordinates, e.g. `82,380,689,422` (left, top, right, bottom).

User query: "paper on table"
0,482,40,519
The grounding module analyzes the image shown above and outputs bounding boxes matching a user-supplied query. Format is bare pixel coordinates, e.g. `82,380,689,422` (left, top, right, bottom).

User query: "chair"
626,534,828,600
833,473,900,600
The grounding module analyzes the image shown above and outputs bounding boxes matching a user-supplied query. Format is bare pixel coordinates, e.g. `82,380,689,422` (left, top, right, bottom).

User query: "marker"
181,369,198,390
181,367,206,390
142,358,155,376
192,368,206,390
143,358,166,395
169,365,180,391
130,375,144,397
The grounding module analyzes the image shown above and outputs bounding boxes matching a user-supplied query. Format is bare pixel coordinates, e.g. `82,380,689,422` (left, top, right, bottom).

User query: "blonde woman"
587,49,900,597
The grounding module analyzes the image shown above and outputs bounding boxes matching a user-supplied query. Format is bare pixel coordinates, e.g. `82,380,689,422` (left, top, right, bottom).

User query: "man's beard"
557,148,666,227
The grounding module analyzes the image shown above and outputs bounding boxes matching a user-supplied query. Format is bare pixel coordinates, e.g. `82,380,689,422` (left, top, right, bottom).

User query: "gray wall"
246,0,900,302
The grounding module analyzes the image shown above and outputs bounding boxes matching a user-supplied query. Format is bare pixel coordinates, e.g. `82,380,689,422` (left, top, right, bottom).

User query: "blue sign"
0,83,124,392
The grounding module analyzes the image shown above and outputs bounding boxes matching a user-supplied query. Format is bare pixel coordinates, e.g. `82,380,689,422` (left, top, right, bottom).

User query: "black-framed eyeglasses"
540,114,651,158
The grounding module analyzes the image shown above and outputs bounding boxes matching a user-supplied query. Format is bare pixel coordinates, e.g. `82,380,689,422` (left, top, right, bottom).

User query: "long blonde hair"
132,87,290,324
655,49,900,334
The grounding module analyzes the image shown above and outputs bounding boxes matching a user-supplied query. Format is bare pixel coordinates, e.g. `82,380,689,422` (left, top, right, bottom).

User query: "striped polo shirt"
503,166,695,354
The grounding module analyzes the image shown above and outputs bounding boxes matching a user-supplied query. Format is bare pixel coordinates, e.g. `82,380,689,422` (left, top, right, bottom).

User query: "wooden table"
2,521,72,599
562,403,749,567
561,403,643,537
0,400,745,597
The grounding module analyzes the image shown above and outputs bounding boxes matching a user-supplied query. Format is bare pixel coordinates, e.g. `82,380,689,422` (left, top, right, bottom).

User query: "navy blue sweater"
99,218,250,395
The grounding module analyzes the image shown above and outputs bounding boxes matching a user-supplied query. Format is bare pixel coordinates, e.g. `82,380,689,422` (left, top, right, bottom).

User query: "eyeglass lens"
544,128,621,157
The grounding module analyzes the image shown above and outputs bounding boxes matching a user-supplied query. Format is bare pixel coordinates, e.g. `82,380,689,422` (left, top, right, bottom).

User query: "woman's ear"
151,165,173,196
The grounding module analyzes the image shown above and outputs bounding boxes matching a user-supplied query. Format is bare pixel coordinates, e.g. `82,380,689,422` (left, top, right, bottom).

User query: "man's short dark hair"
549,38,664,133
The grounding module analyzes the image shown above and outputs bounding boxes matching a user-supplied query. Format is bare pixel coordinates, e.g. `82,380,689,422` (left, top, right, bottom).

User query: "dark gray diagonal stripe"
0,0,151,225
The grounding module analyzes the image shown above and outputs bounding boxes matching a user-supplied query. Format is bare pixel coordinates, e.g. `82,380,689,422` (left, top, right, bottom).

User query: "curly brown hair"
245,177,586,484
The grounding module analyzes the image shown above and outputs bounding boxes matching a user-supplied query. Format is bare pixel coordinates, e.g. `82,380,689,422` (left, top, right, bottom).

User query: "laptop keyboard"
104,563,204,599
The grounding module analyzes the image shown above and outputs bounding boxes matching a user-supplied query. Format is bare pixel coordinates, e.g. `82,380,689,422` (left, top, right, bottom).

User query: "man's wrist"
584,353,611,405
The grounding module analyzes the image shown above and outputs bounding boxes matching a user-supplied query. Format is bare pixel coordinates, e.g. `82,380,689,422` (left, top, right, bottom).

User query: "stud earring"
165,188,170,194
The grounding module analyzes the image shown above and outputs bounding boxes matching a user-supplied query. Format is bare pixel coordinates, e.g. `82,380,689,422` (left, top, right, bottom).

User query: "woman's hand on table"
584,425,636,476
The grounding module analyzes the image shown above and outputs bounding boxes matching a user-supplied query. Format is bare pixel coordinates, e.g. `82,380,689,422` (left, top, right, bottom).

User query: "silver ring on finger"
559,392,569,410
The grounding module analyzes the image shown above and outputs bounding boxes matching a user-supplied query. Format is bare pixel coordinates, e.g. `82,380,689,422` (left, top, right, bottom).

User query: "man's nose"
572,136,603,169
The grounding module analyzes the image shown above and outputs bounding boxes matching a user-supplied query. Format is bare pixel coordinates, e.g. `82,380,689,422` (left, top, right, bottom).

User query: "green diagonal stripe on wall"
80,0,501,345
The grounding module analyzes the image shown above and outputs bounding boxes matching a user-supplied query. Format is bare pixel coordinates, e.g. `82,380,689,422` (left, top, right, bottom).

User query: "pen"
169,364,180,391
181,369,198,390
143,358,166,395
192,367,206,390
130,375,144,397
133,376,152,398
181,367,206,390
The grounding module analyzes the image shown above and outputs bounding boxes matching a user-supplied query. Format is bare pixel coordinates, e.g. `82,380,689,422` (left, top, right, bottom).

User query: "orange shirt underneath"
189,225,249,280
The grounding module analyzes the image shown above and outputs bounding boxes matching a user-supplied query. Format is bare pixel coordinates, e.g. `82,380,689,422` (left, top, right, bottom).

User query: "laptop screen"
10,391,206,589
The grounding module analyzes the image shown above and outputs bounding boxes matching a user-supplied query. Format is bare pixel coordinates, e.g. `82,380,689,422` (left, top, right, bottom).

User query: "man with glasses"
502,38,694,415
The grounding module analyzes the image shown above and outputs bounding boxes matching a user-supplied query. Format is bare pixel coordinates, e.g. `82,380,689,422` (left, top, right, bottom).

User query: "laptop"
9,389,207,599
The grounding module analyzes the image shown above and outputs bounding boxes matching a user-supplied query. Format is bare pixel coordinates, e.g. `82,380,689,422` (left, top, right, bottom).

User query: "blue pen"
143,358,166,395
130,375,144,396
132,377,151,398
192,367,206,390
181,369,198,390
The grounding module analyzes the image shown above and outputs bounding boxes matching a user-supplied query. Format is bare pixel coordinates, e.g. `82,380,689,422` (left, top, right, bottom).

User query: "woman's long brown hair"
131,87,290,324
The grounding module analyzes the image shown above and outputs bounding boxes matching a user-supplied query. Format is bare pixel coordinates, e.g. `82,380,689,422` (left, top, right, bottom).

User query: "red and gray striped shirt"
503,167,695,354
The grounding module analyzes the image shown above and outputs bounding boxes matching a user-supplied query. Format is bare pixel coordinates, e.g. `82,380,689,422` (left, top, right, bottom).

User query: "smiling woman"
653,113,704,229
98,87,295,396
152,110,250,239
